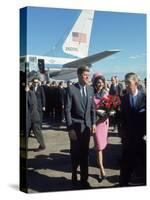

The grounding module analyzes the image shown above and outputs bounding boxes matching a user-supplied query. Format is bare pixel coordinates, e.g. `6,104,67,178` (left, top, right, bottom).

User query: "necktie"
82,87,87,106
131,96,135,109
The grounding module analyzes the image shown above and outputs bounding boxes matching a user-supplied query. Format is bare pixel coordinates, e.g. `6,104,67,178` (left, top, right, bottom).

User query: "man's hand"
91,124,96,134
68,129,77,141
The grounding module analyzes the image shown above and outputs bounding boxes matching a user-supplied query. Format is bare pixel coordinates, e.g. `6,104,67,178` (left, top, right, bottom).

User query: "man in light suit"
119,72,146,186
65,66,96,188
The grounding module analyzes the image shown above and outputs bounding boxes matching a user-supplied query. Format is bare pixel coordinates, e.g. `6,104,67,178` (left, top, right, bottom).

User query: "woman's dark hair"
93,75,106,93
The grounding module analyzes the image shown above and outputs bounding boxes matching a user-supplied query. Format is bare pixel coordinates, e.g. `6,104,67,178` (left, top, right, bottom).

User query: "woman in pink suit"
92,73,109,181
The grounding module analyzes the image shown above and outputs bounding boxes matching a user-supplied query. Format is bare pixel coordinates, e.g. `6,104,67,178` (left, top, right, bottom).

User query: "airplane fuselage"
26,55,76,65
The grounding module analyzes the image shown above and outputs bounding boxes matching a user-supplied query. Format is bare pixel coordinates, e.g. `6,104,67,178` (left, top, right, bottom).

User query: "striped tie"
82,87,87,107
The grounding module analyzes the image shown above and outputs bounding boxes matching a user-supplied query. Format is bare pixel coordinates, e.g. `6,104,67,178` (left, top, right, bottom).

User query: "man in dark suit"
65,66,96,188
32,78,46,127
26,83,45,151
120,72,146,186
109,76,123,96
55,81,65,123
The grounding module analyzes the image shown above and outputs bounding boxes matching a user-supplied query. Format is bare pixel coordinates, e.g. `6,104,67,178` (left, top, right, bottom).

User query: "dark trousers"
55,105,64,123
32,122,45,148
70,124,91,182
120,140,146,186
38,110,43,127
26,121,45,148
120,145,134,186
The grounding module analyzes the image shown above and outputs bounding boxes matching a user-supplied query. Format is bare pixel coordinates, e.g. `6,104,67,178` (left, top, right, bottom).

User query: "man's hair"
32,77,39,82
58,81,63,86
77,66,89,76
125,72,139,82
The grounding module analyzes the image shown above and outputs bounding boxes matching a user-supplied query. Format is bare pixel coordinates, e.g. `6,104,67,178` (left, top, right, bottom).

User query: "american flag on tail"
72,32,87,43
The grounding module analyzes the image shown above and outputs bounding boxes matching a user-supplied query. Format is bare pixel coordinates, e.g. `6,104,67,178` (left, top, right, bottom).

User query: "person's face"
111,77,116,84
116,77,119,84
125,79,137,94
33,79,39,87
78,71,89,85
96,79,104,91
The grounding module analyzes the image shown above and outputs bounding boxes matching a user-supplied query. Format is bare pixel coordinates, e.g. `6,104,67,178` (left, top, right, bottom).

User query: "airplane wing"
62,49,120,68
50,68,77,80
51,49,120,80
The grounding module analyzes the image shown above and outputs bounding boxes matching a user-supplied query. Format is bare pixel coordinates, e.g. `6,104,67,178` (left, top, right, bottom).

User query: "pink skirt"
94,119,109,151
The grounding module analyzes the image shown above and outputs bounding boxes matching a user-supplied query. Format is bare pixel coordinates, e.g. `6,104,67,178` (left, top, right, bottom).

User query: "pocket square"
139,108,145,112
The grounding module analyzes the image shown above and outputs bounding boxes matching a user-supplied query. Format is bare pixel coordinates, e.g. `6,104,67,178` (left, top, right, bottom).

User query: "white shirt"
78,83,87,97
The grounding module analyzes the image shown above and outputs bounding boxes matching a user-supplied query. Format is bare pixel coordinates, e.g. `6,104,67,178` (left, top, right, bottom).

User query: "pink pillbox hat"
92,72,103,83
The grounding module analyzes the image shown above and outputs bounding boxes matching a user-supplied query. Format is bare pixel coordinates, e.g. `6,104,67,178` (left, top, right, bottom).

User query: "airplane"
20,10,120,81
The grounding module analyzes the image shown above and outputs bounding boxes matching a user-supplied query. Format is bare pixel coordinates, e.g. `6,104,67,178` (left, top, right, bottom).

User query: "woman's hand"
96,115,108,125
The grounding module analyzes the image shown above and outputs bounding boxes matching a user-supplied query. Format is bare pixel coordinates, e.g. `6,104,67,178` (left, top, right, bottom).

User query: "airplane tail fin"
62,10,94,58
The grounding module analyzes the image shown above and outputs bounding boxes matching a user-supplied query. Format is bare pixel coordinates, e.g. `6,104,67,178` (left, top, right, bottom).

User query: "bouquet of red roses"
96,95,121,118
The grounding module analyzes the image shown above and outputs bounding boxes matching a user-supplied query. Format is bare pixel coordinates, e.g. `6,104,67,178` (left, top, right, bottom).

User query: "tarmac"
20,118,146,193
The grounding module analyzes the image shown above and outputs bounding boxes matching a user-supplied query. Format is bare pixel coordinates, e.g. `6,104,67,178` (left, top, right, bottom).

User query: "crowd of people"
20,66,146,189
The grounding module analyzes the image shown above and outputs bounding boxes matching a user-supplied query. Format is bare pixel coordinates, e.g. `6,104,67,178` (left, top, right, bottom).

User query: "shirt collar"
78,83,86,89
130,88,138,97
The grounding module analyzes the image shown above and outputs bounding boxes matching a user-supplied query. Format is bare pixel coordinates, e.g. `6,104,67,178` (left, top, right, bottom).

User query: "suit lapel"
86,86,89,109
135,91,141,109
75,83,88,110
75,83,85,109
126,94,132,111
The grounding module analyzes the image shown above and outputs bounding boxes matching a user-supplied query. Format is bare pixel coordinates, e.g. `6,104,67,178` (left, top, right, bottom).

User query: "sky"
20,6,146,80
